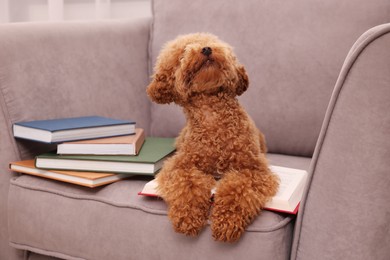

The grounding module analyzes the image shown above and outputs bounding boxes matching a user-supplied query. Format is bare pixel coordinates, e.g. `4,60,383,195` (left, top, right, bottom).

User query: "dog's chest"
187,119,252,174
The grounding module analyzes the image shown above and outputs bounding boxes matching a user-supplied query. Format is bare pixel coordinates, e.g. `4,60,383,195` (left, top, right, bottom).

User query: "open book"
139,165,308,214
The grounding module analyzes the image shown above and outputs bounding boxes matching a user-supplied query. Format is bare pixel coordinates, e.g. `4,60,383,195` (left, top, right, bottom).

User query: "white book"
57,128,145,155
139,165,308,214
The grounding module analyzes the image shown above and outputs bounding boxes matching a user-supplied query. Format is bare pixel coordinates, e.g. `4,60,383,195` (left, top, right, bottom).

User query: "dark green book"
35,137,175,175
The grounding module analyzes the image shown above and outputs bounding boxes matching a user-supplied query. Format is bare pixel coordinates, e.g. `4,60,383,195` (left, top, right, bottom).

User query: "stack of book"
10,116,176,188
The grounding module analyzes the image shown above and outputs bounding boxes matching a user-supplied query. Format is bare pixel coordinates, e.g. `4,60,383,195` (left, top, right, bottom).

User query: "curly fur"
147,33,279,242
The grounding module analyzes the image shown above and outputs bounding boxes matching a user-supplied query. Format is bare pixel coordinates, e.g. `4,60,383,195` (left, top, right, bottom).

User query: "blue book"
13,116,136,143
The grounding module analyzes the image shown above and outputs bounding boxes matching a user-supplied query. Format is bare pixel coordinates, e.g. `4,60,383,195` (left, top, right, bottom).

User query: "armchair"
0,0,389,259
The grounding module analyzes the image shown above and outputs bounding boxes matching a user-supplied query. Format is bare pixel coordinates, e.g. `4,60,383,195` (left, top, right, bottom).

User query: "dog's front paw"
210,205,246,242
168,204,209,237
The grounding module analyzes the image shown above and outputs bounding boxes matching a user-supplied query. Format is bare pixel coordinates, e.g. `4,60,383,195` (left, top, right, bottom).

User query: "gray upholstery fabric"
8,153,310,260
150,0,390,157
0,103,22,260
28,252,62,260
292,24,390,260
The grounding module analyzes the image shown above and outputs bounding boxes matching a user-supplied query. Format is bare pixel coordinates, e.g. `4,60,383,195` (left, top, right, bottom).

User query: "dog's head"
147,33,249,105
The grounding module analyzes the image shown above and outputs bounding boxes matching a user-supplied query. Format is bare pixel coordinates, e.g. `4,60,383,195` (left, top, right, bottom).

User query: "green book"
35,137,176,175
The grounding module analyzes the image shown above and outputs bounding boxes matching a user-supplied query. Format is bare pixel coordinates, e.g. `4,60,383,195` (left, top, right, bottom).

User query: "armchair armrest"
292,23,390,260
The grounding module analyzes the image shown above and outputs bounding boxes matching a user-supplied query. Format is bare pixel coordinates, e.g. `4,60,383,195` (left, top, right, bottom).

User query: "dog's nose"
201,47,212,56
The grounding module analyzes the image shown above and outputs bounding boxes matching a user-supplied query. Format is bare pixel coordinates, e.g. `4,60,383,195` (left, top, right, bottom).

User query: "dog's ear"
235,65,249,96
146,71,176,104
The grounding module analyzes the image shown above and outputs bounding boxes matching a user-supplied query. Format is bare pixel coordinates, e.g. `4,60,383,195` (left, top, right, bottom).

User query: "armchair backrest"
149,0,389,157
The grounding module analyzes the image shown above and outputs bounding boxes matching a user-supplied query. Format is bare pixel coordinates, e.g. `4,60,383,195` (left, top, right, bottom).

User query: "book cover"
138,165,308,214
13,116,136,143
10,160,131,188
57,128,145,155
36,137,176,175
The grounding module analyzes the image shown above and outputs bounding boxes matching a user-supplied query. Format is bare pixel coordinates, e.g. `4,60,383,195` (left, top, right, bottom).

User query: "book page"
274,172,297,197
270,166,307,201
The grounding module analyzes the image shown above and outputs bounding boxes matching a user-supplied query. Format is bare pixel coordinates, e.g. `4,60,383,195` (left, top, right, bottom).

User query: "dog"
146,33,279,242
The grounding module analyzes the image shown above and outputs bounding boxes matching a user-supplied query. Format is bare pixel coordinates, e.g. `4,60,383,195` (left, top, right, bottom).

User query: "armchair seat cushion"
8,154,310,260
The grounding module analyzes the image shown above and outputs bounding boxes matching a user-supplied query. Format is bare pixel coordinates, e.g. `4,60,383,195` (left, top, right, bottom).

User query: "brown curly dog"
146,33,279,242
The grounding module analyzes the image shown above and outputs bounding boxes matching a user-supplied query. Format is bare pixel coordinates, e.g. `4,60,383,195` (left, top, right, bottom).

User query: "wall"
0,0,151,23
